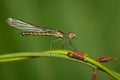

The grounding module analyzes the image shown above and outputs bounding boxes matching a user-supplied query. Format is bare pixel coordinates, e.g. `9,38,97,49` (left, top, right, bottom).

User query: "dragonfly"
7,18,77,50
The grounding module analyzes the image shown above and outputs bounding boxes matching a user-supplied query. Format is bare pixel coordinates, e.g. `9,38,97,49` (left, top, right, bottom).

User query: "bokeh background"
0,0,120,80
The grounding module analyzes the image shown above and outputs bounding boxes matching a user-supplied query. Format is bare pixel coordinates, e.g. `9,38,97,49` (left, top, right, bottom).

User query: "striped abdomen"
22,32,54,36
22,31,67,38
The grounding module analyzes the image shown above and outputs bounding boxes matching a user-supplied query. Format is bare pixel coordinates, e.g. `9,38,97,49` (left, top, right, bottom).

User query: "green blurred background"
0,0,120,80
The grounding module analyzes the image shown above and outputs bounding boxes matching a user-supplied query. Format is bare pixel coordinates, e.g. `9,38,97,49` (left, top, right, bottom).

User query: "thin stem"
0,50,119,80
84,56,120,80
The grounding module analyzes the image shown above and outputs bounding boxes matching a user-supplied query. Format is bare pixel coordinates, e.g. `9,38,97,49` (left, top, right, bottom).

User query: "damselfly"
7,18,77,50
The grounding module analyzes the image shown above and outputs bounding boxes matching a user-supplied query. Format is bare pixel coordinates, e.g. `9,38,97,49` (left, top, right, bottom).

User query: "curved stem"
84,56,120,80
0,50,120,80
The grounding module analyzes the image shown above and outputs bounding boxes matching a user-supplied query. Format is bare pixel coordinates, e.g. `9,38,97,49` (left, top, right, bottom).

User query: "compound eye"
68,32,76,39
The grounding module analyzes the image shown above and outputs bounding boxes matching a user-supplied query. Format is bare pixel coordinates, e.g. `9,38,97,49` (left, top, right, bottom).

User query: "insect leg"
67,39,78,51
61,39,66,49
50,38,62,55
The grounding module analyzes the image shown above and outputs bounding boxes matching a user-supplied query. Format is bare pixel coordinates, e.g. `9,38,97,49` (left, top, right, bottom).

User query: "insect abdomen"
22,32,54,36
22,31,67,38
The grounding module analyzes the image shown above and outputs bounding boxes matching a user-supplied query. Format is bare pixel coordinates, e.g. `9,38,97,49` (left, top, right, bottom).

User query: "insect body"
7,18,77,50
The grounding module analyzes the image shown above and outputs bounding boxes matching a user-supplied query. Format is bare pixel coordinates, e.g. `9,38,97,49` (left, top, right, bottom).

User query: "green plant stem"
0,50,120,80
84,56,120,80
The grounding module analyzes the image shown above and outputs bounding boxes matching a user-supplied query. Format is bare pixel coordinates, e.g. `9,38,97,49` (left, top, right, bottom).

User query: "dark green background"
0,0,120,80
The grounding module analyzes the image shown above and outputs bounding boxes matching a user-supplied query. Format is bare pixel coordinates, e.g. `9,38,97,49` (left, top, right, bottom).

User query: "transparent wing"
7,18,53,32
